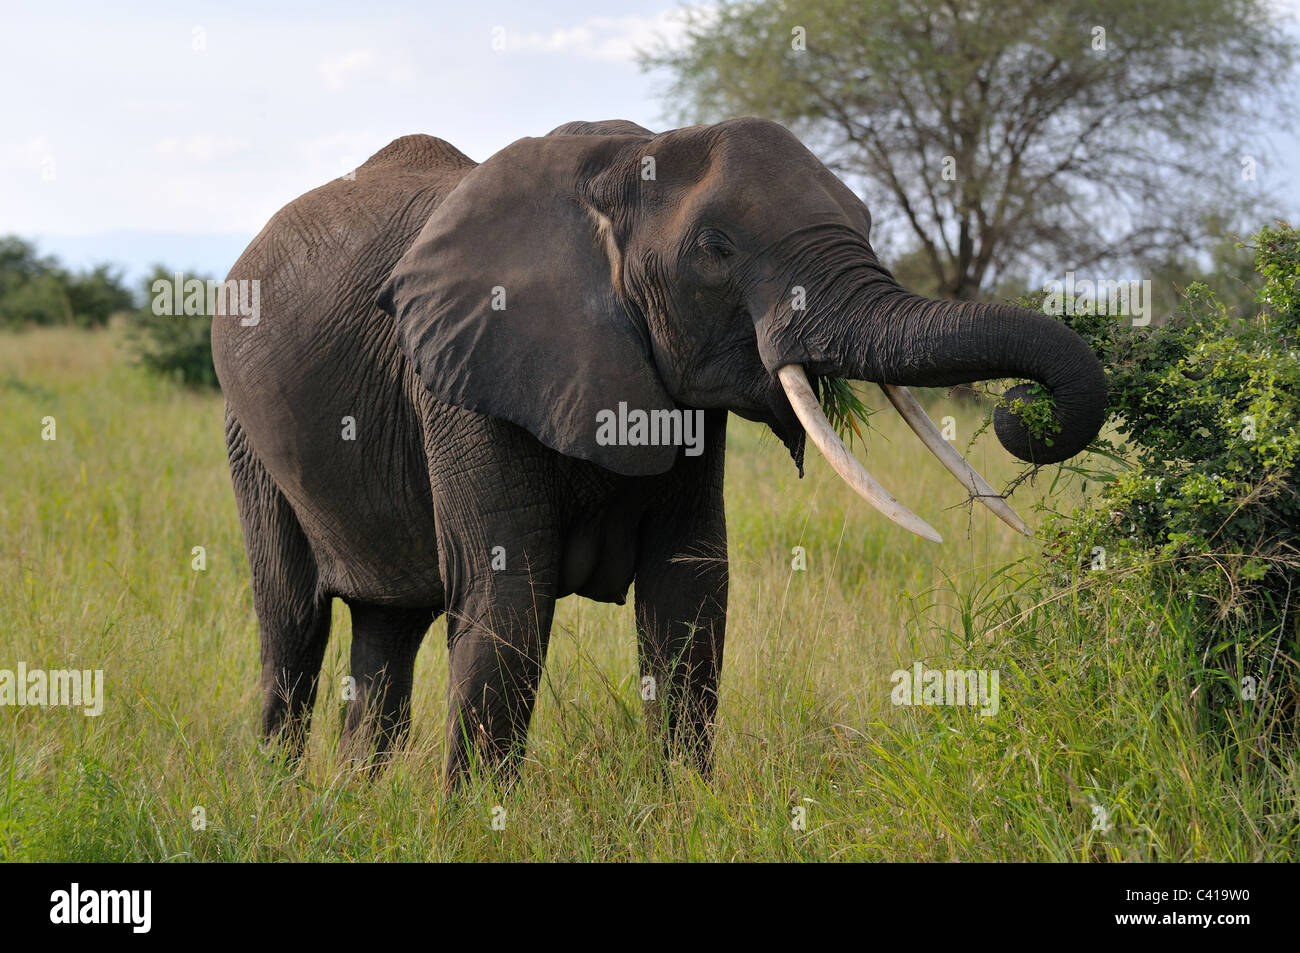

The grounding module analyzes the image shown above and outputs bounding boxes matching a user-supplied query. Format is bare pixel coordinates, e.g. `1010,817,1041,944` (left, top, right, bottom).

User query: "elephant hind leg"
225,410,332,761
340,602,436,767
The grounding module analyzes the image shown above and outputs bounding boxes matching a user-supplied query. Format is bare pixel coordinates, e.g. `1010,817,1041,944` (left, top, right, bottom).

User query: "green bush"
125,266,220,388
0,271,72,326
1020,224,1299,712
64,263,135,329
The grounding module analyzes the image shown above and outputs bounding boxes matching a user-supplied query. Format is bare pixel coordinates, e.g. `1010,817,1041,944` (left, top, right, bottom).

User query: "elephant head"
378,117,1107,541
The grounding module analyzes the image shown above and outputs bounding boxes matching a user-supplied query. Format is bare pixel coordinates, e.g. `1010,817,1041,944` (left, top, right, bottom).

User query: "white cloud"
297,131,380,180
318,48,415,89
320,48,376,88
0,136,56,175
506,11,692,63
155,135,251,162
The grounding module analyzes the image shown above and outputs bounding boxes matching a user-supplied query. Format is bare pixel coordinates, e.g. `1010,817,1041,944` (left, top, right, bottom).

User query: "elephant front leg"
635,415,729,777
635,553,728,777
443,568,557,787
426,410,564,788
634,443,729,778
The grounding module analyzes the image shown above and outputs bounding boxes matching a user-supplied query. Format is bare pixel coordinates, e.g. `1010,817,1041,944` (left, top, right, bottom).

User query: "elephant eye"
696,228,733,260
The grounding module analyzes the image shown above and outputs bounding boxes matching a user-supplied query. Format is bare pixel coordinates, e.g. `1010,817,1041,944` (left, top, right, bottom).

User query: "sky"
3,0,1298,288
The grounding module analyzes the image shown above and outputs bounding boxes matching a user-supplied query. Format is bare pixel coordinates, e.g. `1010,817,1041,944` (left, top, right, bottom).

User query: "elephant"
211,117,1107,786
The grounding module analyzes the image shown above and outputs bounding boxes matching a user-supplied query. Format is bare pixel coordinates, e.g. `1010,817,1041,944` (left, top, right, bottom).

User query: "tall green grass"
1,326,1294,860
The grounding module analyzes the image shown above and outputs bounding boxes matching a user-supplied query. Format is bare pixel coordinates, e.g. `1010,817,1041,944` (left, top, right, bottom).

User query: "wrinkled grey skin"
212,118,1106,786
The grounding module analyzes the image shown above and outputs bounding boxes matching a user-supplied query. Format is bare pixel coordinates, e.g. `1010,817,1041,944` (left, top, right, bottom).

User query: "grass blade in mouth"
816,376,875,448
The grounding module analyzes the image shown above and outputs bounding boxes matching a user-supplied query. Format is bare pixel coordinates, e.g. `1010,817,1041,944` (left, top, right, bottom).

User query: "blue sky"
2,0,697,283
3,0,1298,287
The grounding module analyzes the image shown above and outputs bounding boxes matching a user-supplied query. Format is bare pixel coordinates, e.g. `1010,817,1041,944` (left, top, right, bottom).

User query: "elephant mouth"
775,364,1031,544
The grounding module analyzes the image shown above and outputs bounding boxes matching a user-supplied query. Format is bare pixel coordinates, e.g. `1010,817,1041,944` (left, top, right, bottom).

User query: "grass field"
1,326,1296,861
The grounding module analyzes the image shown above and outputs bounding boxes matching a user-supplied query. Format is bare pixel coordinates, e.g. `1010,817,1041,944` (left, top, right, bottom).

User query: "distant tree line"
1,236,219,387
0,235,137,328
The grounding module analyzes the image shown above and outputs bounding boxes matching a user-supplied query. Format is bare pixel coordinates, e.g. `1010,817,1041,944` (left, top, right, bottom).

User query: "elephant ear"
377,134,678,476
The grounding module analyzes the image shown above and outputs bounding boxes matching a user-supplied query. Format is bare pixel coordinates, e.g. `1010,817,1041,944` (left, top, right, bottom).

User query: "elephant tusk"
879,384,1033,537
777,364,942,544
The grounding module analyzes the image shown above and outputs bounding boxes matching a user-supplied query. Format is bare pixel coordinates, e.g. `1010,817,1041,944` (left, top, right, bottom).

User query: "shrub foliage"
125,266,220,388
1014,224,1299,711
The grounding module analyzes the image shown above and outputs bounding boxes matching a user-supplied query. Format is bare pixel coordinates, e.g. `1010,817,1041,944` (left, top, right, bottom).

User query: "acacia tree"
646,0,1296,299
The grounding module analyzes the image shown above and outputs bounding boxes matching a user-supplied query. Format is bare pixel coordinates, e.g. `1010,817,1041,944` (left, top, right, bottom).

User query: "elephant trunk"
842,288,1109,465
749,226,1108,541
751,230,1108,466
